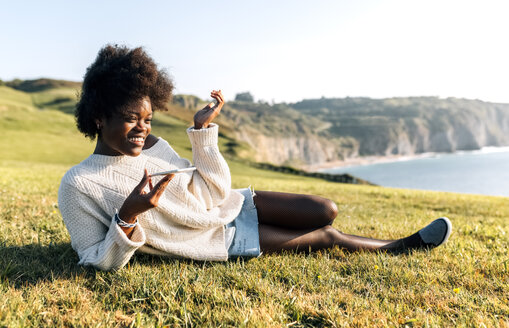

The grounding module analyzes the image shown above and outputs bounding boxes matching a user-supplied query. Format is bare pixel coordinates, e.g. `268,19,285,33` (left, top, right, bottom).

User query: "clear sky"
1,0,508,103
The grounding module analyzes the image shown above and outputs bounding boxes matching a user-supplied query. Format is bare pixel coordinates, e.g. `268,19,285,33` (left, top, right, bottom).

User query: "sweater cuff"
109,216,146,250
187,123,219,146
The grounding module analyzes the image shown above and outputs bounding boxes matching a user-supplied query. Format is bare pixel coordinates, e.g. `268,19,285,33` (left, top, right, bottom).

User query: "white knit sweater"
58,124,244,271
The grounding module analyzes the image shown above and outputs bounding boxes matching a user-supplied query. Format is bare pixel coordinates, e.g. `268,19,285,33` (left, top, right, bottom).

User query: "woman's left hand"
193,90,224,129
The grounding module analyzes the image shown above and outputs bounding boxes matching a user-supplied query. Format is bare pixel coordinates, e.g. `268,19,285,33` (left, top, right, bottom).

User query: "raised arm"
185,90,234,208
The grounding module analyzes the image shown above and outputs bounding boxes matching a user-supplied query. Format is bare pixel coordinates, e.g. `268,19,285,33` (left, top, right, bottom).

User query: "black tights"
254,190,419,253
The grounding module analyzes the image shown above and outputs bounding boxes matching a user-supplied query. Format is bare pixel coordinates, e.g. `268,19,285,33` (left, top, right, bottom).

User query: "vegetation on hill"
5,78,82,92
5,78,509,168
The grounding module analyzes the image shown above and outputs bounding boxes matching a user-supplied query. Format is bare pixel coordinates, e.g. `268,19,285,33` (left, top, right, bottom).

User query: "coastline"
304,146,509,172
303,153,436,172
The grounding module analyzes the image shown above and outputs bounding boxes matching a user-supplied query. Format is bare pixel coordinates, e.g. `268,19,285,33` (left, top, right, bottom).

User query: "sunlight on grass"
1,159,507,327
0,87,507,327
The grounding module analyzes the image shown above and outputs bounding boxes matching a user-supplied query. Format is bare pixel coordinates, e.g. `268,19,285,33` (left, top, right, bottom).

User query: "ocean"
324,147,509,197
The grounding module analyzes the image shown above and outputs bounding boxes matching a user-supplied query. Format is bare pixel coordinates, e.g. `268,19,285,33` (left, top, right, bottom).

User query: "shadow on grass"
132,252,251,269
0,243,234,288
0,242,93,288
0,242,418,290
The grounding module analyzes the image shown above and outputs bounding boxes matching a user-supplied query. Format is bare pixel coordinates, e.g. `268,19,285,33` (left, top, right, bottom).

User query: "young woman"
58,45,452,271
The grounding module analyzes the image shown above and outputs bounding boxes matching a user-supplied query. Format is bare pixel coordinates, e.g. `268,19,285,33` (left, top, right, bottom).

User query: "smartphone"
150,167,197,176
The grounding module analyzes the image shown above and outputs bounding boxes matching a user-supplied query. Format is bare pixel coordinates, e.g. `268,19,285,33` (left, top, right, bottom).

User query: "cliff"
225,97,509,167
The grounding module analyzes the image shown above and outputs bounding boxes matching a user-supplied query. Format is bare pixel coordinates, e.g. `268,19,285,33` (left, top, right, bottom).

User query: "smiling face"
94,97,153,156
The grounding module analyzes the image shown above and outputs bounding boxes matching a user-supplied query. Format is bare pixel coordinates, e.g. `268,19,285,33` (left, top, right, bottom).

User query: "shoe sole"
435,217,452,246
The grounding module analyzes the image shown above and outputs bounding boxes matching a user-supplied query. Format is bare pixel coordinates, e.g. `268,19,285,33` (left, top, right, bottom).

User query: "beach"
304,152,438,172
304,146,509,172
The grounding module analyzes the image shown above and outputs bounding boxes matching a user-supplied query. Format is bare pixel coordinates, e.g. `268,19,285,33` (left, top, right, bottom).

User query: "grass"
0,86,508,327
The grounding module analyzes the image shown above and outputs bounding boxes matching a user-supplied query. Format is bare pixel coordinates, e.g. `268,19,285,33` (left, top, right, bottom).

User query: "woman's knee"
311,196,338,225
327,199,339,221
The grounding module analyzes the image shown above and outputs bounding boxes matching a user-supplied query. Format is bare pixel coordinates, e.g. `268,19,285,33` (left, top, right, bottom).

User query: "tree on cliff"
235,92,254,102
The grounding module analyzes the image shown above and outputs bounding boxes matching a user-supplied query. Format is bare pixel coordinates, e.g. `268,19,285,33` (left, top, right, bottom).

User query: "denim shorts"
225,187,261,257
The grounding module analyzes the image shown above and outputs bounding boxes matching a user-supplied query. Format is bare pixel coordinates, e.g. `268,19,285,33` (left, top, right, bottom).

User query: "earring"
97,123,101,130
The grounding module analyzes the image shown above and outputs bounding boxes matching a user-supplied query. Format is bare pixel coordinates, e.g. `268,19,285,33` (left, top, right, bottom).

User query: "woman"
58,45,452,271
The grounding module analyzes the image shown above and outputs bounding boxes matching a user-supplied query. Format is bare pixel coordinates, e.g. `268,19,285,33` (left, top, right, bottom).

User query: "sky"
1,0,509,103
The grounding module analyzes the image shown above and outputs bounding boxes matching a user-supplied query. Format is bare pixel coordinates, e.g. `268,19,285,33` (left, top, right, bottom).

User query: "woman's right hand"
193,90,225,129
118,169,174,223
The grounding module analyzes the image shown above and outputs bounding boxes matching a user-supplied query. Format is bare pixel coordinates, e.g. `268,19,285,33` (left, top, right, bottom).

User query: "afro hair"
75,44,174,140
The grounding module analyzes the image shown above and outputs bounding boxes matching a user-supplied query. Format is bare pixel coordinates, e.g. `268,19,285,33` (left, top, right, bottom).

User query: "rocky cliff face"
233,129,359,165
227,97,509,167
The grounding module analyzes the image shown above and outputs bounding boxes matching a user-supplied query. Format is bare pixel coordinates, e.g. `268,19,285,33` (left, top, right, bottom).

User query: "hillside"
4,79,509,169
0,80,367,184
0,84,236,166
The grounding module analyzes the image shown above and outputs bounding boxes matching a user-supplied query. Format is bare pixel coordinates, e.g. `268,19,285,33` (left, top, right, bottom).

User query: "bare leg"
253,190,338,229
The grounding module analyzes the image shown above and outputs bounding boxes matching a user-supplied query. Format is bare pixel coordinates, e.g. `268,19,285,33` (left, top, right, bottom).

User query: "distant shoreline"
305,146,509,172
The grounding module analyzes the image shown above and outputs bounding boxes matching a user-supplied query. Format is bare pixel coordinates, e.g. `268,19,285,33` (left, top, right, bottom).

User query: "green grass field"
0,85,508,327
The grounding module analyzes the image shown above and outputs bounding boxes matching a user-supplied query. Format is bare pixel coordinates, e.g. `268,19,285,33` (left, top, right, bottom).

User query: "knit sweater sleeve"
58,178,146,271
186,123,234,209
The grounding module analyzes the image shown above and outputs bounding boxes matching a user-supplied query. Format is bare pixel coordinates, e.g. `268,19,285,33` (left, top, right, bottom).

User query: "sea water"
324,147,509,197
